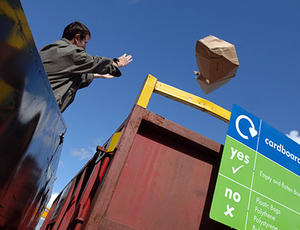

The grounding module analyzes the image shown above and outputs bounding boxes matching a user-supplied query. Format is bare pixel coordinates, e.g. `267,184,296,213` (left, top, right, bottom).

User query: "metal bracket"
136,74,231,123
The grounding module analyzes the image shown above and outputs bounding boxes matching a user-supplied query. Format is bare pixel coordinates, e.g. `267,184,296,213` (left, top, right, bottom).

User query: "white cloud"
92,137,104,146
47,192,59,208
286,130,300,145
70,137,105,161
71,147,93,161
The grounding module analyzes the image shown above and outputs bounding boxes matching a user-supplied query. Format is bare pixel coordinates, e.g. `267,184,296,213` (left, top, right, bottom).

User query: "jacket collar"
61,38,72,44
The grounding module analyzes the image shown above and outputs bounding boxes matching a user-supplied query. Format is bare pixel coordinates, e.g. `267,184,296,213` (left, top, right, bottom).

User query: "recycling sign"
209,105,300,230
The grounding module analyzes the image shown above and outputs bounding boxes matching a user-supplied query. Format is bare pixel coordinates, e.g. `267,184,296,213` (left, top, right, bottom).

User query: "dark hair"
62,21,91,40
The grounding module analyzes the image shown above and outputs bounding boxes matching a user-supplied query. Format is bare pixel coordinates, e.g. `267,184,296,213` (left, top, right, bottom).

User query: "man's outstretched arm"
93,53,133,79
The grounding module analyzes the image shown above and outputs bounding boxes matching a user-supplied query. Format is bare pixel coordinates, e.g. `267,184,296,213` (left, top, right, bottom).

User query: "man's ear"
74,34,81,41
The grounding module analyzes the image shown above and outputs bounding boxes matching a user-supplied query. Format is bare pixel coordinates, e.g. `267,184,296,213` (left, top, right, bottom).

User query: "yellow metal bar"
41,207,50,218
106,132,122,152
154,81,231,123
136,74,157,108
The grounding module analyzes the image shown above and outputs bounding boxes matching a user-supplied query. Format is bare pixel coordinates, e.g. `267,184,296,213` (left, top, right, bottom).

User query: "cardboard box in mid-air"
195,35,239,94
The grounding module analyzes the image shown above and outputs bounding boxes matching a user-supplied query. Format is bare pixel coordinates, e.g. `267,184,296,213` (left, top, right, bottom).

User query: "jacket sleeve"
79,73,94,89
72,47,122,77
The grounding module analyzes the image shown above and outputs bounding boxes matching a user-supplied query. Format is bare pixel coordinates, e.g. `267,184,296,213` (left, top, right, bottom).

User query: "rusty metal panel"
83,105,230,230
41,147,112,230
106,131,212,230
0,0,66,229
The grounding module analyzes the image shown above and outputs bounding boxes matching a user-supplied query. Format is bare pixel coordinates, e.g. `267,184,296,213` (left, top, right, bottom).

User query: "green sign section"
210,105,300,230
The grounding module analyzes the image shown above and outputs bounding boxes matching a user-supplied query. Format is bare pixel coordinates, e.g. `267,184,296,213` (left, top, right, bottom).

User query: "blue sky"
21,0,300,205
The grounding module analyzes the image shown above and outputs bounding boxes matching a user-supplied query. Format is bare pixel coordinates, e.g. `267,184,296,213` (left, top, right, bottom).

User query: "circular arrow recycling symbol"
235,115,258,140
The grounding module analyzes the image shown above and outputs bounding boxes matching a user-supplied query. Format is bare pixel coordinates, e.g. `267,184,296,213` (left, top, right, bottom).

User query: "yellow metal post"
106,132,122,153
136,74,157,108
41,207,50,219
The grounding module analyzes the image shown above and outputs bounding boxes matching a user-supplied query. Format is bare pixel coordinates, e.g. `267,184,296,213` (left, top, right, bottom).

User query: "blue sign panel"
228,104,300,176
259,122,300,177
228,104,261,151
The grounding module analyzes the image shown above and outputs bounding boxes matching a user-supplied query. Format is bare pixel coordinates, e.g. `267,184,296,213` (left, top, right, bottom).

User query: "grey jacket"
40,38,121,112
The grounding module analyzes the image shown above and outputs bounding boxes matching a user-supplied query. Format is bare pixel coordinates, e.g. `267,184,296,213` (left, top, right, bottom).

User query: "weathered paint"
0,0,66,229
41,138,117,229
82,105,230,229
43,105,230,229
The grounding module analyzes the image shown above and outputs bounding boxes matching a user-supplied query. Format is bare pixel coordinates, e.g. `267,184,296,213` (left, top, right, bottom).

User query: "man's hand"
93,73,115,79
114,54,133,68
